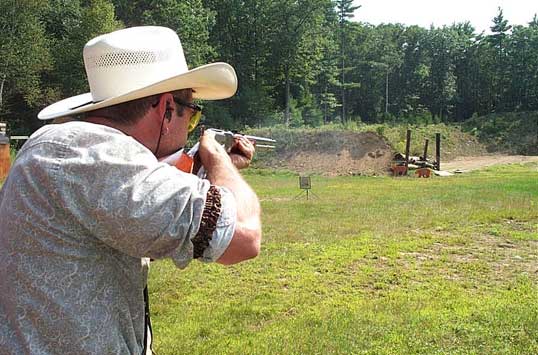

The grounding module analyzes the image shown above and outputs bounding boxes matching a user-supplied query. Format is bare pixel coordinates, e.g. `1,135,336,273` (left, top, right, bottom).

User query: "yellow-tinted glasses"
173,98,202,132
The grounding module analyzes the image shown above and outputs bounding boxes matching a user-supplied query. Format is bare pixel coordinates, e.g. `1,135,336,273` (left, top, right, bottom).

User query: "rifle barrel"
242,134,276,144
207,128,276,145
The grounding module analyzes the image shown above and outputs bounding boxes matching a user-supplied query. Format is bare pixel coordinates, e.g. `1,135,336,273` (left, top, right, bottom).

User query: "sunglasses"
173,98,202,133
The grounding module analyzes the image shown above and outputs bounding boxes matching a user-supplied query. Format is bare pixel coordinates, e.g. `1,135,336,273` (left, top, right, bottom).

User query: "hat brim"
38,62,237,120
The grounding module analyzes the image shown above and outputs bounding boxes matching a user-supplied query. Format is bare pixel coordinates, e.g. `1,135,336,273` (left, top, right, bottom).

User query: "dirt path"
442,155,538,172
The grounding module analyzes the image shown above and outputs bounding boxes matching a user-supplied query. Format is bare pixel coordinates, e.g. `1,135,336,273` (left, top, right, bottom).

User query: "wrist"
230,154,251,169
204,154,236,177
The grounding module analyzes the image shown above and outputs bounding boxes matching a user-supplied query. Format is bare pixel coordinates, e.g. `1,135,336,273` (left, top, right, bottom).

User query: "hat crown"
83,26,188,101
37,26,237,120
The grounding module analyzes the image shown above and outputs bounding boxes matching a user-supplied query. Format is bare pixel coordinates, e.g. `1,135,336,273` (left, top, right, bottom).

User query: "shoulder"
12,121,162,187
21,121,151,162
25,121,137,148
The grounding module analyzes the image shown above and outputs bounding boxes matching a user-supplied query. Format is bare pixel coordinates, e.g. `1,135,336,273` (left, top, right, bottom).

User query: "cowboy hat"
38,26,237,120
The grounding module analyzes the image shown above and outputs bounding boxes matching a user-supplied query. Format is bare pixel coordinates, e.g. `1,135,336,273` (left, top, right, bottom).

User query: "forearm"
197,133,261,264
205,157,260,224
204,157,261,264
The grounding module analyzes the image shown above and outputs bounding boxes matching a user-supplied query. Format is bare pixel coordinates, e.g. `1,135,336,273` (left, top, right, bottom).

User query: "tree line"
1,0,538,134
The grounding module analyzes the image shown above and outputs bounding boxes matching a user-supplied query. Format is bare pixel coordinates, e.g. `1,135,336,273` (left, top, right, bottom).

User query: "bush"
302,106,324,127
463,111,538,154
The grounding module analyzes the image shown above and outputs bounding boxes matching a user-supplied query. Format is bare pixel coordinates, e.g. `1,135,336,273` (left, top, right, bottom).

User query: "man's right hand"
197,130,234,174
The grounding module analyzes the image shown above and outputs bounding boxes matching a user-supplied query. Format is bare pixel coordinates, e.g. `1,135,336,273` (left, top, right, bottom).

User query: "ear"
165,106,172,121
153,93,174,123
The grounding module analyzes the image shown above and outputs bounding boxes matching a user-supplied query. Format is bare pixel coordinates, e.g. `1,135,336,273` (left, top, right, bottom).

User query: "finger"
237,140,253,155
245,137,256,146
233,136,248,147
237,139,249,149
242,138,255,149
239,143,254,159
231,137,247,150
202,130,216,139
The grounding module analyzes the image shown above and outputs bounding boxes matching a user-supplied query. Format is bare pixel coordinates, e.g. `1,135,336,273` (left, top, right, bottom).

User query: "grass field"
149,163,538,354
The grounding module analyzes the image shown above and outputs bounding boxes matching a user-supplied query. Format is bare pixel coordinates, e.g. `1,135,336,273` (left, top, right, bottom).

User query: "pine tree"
488,7,512,110
334,0,360,123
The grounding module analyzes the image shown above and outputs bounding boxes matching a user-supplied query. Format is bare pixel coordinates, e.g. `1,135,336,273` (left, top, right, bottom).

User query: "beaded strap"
192,186,222,259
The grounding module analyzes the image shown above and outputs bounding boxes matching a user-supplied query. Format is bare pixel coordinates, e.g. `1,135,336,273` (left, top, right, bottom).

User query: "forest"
1,0,538,134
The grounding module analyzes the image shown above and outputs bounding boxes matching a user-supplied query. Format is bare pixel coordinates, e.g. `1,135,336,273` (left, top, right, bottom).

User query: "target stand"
294,176,319,200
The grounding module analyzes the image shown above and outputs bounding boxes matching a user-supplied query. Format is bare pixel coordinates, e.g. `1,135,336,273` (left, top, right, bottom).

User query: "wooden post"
0,142,10,180
405,129,411,170
422,139,429,161
435,133,441,171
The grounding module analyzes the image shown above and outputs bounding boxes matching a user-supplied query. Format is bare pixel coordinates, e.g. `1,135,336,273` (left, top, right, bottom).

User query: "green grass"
149,162,538,354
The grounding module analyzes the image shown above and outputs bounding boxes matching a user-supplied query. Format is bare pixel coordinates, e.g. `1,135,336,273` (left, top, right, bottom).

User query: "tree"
488,7,512,111
43,0,122,101
0,0,51,116
203,0,335,127
390,25,429,120
530,14,538,28
203,0,275,127
448,22,481,120
334,0,360,123
506,23,538,111
138,0,215,68
423,27,457,121
375,24,403,118
344,23,403,122
268,0,334,126
316,26,340,124
111,0,148,26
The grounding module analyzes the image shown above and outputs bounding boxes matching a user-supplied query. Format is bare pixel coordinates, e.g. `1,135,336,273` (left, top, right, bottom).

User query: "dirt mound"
258,131,393,176
249,125,504,175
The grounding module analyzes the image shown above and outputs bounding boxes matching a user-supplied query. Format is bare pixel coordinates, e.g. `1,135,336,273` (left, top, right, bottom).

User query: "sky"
353,0,538,33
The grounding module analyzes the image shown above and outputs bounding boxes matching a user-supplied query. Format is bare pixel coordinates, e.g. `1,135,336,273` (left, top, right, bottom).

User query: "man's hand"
198,130,233,173
196,130,262,265
229,136,255,170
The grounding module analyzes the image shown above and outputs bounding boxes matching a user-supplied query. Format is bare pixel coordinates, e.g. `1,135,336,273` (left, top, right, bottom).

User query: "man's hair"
83,88,192,125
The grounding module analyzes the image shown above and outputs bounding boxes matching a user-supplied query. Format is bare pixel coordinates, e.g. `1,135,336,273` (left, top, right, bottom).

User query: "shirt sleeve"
45,126,236,268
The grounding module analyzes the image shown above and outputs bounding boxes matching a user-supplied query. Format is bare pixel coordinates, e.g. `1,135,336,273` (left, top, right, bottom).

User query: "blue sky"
353,0,538,33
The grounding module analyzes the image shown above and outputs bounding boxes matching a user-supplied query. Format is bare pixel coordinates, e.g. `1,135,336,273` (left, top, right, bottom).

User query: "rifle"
160,127,276,176
205,128,276,151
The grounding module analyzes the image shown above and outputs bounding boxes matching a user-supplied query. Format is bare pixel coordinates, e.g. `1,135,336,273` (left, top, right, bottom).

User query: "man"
0,26,261,354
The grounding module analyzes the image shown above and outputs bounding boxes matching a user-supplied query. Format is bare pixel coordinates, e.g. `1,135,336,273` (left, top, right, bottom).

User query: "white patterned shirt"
0,121,236,354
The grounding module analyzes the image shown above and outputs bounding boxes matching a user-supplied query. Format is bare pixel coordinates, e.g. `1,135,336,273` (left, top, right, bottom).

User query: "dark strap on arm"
192,185,222,259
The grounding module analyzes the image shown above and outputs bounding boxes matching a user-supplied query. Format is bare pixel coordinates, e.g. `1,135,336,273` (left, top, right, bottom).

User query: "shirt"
0,121,236,354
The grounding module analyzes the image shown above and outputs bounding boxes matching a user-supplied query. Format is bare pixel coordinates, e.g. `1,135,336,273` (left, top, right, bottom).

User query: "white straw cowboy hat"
38,26,237,120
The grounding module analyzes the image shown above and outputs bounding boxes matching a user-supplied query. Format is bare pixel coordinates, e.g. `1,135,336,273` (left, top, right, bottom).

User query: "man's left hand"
229,136,255,169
